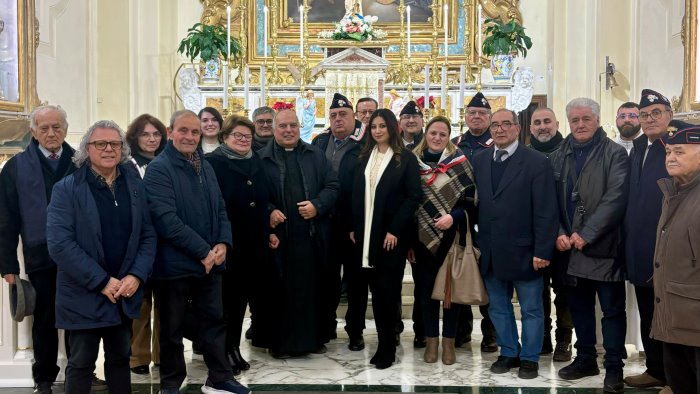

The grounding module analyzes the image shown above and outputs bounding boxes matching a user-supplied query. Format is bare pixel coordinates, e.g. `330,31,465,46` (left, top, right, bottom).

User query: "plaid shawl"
416,150,476,254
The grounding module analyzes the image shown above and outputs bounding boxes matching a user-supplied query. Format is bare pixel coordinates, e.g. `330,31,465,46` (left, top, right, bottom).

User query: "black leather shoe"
553,342,572,362
518,360,539,379
348,335,365,351
604,369,624,393
244,327,253,340
455,335,472,347
558,356,600,380
230,347,250,371
130,365,150,375
490,356,520,373
413,335,426,348
33,382,52,394
480,336,498,353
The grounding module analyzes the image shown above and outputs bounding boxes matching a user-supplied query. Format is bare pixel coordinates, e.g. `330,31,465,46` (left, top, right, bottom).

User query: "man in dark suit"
471,108,558,379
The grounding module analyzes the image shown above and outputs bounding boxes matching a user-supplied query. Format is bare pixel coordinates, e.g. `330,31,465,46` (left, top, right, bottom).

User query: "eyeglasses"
139,131,162,140
356,110,374,116
490,121,515,131
467,110,490,117
639,108,671,121
255,119,273,125
400,114,422,120
89,140,123,150
231,132,253,141
616,113,639,120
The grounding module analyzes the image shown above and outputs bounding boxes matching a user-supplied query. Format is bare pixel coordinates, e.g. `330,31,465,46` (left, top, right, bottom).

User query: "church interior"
0,0,699,392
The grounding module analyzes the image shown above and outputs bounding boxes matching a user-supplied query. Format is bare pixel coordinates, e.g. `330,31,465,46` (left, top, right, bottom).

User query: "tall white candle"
406,6,411,59
424,65,430,110
459,64,465,106
264,6,269,59
477,4,483,58
244,66,250,110
299,6,304,58
441,66,447,112
224,5,231,110
444,4,448,59
260,65,266,106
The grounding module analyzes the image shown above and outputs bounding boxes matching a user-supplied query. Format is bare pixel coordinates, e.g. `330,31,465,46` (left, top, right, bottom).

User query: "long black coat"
472,143,558,281
351,149,422,268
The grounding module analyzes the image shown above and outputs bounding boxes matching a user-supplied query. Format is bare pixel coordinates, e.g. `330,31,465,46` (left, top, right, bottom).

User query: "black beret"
639,89,671,109
467,92,491,109
400,101,421,116
663,120,700,145
330,93,353,110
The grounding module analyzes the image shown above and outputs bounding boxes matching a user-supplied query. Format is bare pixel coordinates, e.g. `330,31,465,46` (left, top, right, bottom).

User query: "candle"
224,5,231,110
260,65,266,106
299,5,304,58
441,66,447,113
406,6,411,59
244,66,250,110
459,64,465,106
424,65,429,110
478,4,483,58
444,4,448,59
264,6,268,59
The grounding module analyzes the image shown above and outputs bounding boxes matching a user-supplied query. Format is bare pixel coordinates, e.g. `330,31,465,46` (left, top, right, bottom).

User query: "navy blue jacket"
47,164,156,330
143,141,232,280
472,143,558,281
625,135,668,286
452,129,494,161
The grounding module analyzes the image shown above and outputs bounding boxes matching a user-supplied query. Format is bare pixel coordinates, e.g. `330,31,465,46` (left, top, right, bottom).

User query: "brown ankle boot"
442,337,456,365
424,337,439,363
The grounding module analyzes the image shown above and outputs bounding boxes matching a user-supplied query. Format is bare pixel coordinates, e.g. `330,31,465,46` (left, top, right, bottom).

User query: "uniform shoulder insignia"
484,138,494,146
349,124,366,142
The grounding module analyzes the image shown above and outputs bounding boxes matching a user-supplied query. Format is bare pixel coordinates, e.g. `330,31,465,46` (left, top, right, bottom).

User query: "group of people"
0,85,698,394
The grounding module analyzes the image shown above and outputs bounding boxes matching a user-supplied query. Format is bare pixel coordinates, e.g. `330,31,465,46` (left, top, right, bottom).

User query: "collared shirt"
38,144,63,159
492,140,519,161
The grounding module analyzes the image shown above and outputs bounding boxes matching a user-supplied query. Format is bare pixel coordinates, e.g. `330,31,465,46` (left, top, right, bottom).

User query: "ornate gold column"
268,0,284,84
429,0,441,83
235,0,248,84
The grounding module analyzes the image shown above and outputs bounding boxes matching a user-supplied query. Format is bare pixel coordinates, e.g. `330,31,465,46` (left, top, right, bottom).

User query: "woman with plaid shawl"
409,115,477,365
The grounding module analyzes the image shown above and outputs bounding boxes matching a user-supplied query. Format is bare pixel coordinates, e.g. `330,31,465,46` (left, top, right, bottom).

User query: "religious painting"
0,0,23,111
314,97,326,119
463,95,506,112
286,0,432,23
206,97,247,114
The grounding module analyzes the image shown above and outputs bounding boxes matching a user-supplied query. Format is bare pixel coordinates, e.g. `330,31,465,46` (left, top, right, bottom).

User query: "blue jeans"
66,319,132,394
567,278,626,370
484,274,544,362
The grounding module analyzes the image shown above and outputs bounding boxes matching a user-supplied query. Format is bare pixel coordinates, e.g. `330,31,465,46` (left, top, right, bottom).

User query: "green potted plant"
178,22,243,82
481,18,533,81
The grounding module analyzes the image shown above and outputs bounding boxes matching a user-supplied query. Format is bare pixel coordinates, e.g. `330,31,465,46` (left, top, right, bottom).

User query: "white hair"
72,120,131,167
29,105,68,131
566,98,600,119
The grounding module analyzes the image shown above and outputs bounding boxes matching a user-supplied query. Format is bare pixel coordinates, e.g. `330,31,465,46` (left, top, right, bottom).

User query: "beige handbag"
431,217,489,308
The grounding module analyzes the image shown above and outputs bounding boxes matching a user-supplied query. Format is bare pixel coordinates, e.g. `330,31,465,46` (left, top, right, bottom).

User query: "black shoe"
130,365,150,375
229,347,250,371
413,335,426,348
540,336,553,355
192,341,203,355
604,369,624,393
269,349,292,359
480,336,498,353
518,360,539,379
553,342,572,362
33,382,52,394
558,356,600,380
372,352,395,369
311,345,327,354
348,335,365,351
490,355,520,373
244,327,253,340
455,335,472,347
91,374,107,391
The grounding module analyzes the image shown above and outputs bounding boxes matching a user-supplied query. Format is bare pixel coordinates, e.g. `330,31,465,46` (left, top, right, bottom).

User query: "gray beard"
618,124,641,139
533,133,554,143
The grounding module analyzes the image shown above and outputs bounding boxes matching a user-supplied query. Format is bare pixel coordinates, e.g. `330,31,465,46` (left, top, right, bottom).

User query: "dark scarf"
212,144,253,160
530,131,563,154
415,150,475,254
187,150,203,175
254,134,273,147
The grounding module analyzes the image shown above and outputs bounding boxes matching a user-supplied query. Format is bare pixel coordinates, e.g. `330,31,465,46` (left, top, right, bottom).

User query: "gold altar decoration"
680,0,700,113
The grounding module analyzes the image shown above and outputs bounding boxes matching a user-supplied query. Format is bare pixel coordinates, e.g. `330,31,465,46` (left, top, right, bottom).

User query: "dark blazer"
472,143,558,281
143,141,232,280
47,164,156,330
351,148,422,268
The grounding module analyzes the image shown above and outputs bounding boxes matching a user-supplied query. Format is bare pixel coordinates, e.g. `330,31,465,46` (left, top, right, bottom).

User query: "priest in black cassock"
258,108,339,358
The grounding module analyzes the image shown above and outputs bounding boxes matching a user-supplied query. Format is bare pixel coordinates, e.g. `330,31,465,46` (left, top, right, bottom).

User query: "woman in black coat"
350,109,422,369
206,115,278,374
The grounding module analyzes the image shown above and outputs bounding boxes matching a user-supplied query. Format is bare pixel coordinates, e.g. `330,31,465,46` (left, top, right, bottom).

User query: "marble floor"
1,318,662,393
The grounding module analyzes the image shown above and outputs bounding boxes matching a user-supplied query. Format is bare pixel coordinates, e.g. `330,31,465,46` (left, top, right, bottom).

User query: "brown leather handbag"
431,217,489,308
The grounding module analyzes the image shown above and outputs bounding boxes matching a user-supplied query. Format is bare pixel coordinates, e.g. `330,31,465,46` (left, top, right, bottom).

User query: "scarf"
530,131,563,154
213,144,253,160
362,146,393,268
254,134,273,147
415,149,475,254
187,150,203,175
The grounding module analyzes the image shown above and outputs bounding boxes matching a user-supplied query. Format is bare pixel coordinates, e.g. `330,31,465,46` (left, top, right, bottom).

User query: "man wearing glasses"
252,106,275,151
622,90,673,391
399,101,424,149
613,102,642,154
355,97,378,129
453,92,495,161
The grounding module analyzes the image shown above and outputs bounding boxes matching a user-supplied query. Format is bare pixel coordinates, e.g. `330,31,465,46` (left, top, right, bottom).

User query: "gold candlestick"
429,0,441,83
458,107,465,135
463,0,475,83
269,0,283,84
235,0,248,85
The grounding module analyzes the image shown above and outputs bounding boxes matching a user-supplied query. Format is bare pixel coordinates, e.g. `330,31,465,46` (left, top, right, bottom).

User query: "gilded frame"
0,0,26,112
682,0,699,111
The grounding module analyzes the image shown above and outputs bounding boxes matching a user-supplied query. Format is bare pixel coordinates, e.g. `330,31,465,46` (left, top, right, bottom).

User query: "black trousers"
345,262,404,337
663,342,700,394
326,222,353,337
65,319,131,394
456,304,496,341
222,268,250,351
542,268,574,343
156,273,233,389
28,266,67,384
634,285,666,382
367,262,405,357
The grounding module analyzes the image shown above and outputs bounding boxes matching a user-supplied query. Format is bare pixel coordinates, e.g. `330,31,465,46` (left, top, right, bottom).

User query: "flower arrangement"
272,101,295,111
416,96,435,111
317,13,387,42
